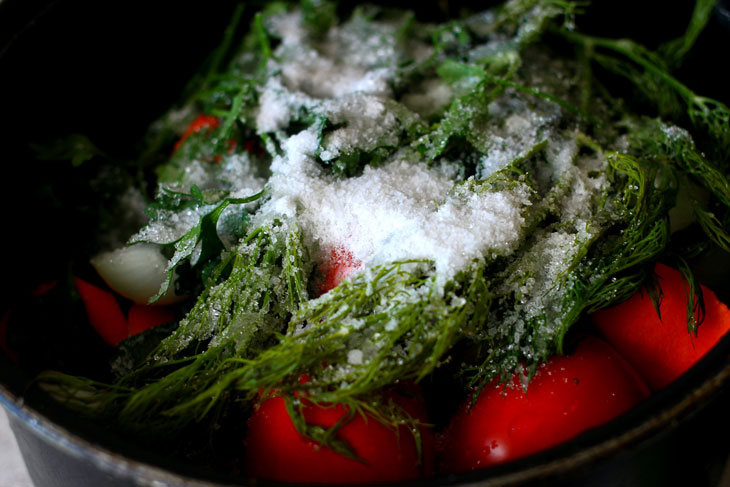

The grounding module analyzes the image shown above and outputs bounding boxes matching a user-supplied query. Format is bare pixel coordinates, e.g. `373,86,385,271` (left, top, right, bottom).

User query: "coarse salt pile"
248,10,569,288
259,127,532,285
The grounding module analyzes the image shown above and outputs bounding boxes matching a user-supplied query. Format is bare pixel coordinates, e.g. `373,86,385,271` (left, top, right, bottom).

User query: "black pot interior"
1,1,730,486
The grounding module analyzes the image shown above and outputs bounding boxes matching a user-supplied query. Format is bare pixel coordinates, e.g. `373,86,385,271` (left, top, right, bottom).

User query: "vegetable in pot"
439,336,650,472
593,263,730,390
29,0,730,479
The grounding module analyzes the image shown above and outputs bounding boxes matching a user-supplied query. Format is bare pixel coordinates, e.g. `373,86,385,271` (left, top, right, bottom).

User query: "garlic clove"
90,243,186,305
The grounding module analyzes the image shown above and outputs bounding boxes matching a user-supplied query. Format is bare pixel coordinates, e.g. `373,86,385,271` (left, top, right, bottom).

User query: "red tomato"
244,386,434,484
127,304,175,336
173,114,220,152
74,277,129,347
592,263,730,390
439,336,649,473
317,246,362,296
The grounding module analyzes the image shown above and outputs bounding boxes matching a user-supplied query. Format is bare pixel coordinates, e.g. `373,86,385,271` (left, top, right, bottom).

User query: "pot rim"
0,382,236,487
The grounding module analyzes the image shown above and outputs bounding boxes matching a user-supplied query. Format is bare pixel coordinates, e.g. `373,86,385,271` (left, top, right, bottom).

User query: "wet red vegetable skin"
317,246,362,296
74,277,128,346
173,114,241,159
173,114,220,152
127,304,175,336
244,385,434,484
593,263,730,390
74,277,174,346
438,336,650,473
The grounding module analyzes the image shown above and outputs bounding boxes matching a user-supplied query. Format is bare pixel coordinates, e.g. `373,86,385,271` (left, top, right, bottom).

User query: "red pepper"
128,304,175,336
74,277,128,347
173,114,241,162
74,277,175,346
173,114,221,152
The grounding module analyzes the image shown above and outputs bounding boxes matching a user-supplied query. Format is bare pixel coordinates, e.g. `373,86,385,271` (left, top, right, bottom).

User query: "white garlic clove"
90,243,186,305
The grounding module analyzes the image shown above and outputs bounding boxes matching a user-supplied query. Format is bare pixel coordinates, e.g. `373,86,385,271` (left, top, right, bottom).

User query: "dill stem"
255,12,272,66
556,30,696,103
204,4,246,93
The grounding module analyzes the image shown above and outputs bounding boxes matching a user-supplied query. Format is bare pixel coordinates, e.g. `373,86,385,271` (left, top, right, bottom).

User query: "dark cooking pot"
2,1,730,486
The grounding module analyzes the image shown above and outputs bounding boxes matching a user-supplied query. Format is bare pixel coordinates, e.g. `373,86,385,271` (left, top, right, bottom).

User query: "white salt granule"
321,14,401,69
132,203,215,245
258,10,398,134
281,53,392,100
320,94,400,161
118,186,148,224
400,79,453,118
475,93,562,179
558,151,609,221
347,349,364,365
256,78,298,133
255,8,433,138
188,152,267,193
545,136,578,179
368,183,531,282
660,121,692,144
464,9,497,37
272,128,322,175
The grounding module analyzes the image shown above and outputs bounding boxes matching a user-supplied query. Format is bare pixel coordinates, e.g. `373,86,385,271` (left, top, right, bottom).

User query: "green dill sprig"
672,254,706,335
159,260,484,408
659,0,717,70
38,347,237,435
558,29,730,160
570,151,672,313
178,4,248,107
464,139,673,390
301,0,338,37
154,221,309,358
626,117,730,254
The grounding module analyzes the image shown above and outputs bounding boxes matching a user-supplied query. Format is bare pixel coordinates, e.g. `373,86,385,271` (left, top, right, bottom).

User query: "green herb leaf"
149,189,265,303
